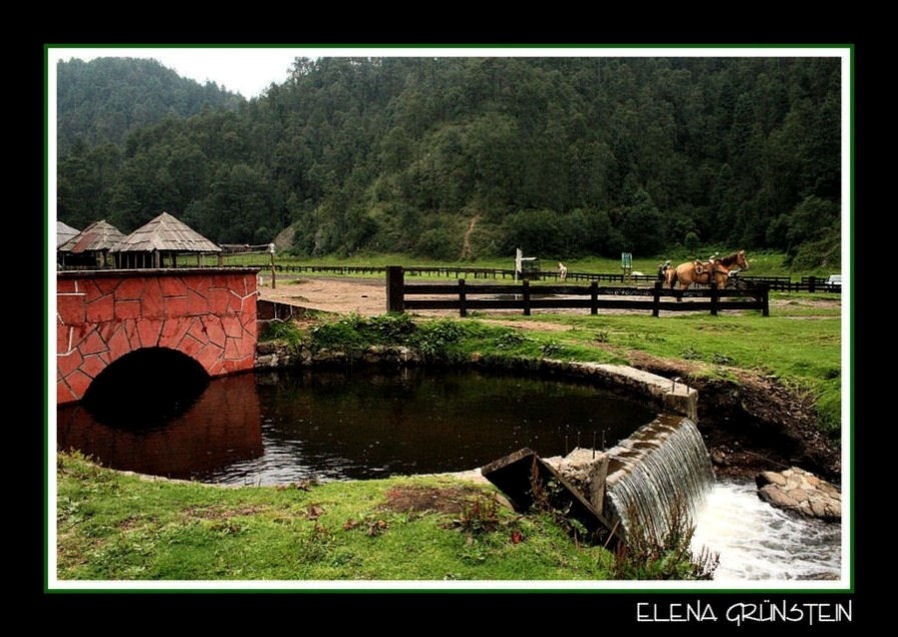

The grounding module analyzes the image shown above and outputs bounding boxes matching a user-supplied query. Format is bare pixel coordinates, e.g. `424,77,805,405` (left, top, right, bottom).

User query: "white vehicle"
825,274,842,288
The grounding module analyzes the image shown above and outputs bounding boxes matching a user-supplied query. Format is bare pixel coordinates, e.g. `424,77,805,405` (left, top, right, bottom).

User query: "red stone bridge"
56,268,259,405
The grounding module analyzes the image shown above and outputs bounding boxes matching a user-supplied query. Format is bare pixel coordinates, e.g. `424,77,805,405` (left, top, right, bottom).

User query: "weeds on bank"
450,496,502,536
612,496,719,580
259,320,304,349
302,313,580,363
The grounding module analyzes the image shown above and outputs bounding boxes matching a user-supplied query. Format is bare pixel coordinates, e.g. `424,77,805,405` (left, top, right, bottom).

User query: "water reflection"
58,368,654,484
58,373,263,479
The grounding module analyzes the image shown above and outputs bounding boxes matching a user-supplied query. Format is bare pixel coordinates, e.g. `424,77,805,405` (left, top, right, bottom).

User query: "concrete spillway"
603,414,714,542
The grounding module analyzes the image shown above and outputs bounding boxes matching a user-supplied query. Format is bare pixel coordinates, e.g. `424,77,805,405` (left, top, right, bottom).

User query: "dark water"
57,368,654,484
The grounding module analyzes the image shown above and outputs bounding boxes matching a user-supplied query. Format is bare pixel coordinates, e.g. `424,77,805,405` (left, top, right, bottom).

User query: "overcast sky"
50,46,840,101
53,48,304,98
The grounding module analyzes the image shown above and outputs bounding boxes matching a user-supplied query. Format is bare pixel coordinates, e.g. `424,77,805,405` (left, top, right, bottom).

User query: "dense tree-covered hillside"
57,57,841,265
57,57,243,157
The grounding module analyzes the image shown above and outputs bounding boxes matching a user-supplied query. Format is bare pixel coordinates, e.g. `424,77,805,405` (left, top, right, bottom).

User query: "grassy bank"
58,451,619,581
483,313,841,434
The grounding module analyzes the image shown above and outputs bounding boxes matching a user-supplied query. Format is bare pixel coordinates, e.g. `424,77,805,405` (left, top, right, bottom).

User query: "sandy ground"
258,275,841,320
261,276,387,315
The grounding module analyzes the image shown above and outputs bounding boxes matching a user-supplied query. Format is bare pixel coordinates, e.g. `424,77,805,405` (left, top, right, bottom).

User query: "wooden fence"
157,261,839,294
739,275,840,293
270,263,660,282
385,266,769,317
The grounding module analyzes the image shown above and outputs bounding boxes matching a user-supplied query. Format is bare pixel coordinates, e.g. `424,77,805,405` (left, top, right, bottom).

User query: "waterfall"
603,414,713,542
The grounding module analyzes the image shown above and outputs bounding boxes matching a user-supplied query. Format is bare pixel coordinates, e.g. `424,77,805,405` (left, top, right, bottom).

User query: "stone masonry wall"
57,269,258,405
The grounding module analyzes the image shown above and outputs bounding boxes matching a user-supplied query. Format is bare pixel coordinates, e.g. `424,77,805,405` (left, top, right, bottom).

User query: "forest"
57,57,242,156
57,56,842,267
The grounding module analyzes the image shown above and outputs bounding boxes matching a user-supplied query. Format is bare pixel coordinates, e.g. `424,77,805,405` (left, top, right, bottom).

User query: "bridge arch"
57,269,258,404
81,347,211,424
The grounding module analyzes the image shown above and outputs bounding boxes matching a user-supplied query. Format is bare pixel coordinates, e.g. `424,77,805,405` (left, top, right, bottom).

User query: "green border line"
45,42,853,595
44,43,50,593
849,43,855,593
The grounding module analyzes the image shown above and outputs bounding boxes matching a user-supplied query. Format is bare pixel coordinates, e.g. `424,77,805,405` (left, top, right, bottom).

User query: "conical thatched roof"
112,212,221,253
57,221,79,248
59,220,125,253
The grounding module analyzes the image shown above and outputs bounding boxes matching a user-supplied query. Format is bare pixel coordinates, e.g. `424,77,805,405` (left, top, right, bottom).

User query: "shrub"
412,319,467,357
259,320,304,348
366,314,416,342
310,313,417,351
451,496,501,536
494,331,527,350
415,227,461,261
540,341,564,358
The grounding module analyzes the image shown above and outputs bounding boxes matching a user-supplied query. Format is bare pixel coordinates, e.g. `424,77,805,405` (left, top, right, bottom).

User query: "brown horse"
716,250,749,272
665,250,748,291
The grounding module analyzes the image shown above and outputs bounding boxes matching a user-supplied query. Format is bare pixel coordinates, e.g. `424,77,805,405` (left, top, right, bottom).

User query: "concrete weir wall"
544,414,712,542
540,360,698,423
57,268,259,405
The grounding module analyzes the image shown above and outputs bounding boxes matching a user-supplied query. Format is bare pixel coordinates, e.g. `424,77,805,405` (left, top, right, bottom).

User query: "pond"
58,368,655,484
56,364,842,581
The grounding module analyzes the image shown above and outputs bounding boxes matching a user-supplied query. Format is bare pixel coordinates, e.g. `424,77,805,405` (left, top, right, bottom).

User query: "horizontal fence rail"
386,266,769,317
737,275,840,293
61,260,840,293
268,265,839,292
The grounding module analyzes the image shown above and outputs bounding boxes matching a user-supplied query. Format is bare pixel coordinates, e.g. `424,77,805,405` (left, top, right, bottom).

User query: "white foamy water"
691,480,841,581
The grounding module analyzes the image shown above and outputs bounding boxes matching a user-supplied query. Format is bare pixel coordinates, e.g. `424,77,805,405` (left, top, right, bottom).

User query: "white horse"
558,262,568,281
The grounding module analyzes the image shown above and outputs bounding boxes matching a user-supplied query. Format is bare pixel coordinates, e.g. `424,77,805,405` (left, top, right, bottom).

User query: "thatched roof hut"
58,220,125,267
57,221,79,248
111,212,221,268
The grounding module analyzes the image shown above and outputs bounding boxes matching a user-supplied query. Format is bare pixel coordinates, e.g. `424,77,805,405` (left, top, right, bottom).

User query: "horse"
665,256,737,291
665,250,749,291
558,262,568,281
715,250,749,273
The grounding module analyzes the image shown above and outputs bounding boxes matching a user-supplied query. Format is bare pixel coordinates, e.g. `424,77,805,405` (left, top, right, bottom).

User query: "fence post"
710,282,718,316
808,275,816,293
522,280,531,316
458,278,467,318
386,266,405,313
761,284,769,317
590,281,598,315
653,281,661,317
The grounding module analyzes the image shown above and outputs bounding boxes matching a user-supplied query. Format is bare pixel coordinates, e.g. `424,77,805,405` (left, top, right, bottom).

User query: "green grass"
768,305,841,317
57,451,617,581
292,313,622,367
258,320,305,348
484,312,841,433
770,291,843,304
205,249,839,279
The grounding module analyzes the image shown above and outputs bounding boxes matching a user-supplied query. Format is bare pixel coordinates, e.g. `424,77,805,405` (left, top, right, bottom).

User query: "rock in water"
756,467,840,521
